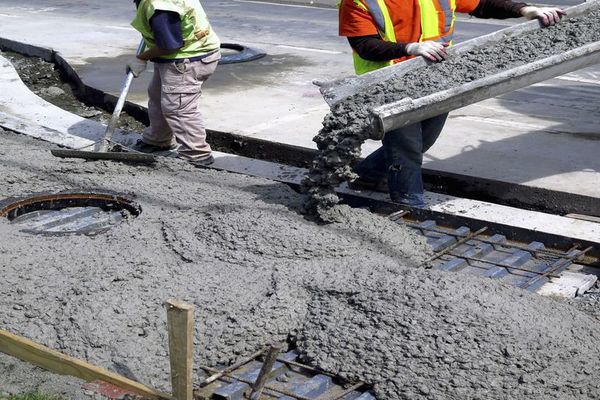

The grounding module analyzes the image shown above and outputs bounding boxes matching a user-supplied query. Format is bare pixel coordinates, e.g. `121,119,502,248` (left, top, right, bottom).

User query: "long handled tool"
51,40,155,163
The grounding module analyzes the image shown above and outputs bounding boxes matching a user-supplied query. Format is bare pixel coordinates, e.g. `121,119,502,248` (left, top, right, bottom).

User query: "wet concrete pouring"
1,14,600,400
303,9,600,214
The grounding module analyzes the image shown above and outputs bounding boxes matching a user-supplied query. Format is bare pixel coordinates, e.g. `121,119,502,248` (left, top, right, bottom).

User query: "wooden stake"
165,299,195,400
0,329,172,400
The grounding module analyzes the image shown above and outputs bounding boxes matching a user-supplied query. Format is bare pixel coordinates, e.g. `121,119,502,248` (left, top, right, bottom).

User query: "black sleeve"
347,35,410,62
149,10,184,50
470,0,527,19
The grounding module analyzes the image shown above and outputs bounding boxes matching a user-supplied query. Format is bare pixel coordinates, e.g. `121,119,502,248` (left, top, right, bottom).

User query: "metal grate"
10,206,126,234
195,350,373,400
388,212,593,292
0,192,140,235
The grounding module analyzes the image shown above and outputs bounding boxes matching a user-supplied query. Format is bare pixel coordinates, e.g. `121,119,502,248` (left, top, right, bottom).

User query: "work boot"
131,139,178,153
186,155,215,168
390,193,425,208
388,164,425,208
348,176,388,192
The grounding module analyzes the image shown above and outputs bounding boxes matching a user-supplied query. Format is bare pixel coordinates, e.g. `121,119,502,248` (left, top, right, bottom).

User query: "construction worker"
127,0,221,166
341,0,566,206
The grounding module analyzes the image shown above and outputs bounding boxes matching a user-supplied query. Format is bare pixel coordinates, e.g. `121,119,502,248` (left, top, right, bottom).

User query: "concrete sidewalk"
0,0,598,203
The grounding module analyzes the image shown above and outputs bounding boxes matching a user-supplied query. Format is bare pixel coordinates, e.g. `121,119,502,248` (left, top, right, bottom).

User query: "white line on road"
556,75,600,86
106,25,137,32
451,115,566,133
231,0,337,10
276,44,342,54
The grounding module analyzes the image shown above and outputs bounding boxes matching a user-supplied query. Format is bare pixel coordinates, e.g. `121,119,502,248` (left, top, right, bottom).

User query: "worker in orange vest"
340,0,565,206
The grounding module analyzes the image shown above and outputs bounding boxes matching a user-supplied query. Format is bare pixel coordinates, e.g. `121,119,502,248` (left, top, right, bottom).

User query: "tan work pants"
143,51,220,161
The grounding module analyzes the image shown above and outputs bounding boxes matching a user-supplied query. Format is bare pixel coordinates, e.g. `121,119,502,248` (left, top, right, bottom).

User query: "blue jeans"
353,113,448,206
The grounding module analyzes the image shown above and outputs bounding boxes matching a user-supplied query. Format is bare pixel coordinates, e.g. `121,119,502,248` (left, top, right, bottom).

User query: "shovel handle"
99,39,146,152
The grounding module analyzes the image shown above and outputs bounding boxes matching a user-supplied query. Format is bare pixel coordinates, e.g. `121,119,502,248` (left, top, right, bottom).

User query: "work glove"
406,41,449,62
126,57,147,78
520,6,566,27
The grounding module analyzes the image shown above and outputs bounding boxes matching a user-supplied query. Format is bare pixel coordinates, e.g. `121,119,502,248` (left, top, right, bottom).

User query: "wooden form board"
0,329,173,400
166,299,195,400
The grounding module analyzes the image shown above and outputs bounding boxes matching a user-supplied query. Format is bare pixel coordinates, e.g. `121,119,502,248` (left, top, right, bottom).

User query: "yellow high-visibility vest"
351,0,456,75
131,0,220,60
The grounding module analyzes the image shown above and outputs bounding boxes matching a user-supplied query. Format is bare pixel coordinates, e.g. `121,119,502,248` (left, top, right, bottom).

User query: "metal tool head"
51,148,156,164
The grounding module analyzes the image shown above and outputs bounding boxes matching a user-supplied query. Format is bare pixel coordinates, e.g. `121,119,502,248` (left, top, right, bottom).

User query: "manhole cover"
0,192,140,235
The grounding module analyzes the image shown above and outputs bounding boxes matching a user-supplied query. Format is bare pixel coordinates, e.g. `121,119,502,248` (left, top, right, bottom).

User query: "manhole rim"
0,191,141,235
0,191,141,219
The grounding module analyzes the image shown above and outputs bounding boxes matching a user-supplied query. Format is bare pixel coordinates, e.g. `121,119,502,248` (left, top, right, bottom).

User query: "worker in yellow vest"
340,0,565,206
127,0,221,167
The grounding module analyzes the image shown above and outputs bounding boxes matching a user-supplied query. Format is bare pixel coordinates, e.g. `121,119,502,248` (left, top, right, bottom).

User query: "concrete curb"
0,37,150,125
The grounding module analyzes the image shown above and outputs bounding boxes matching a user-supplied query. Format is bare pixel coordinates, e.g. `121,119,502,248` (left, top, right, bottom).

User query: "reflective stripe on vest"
352,0,395,75
351,0,455,75
420,0,455,42
131,0,220,60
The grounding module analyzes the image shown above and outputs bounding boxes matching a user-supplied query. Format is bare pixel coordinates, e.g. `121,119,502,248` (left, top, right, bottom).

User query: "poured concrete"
0,353,86,400
296,271,600,399
0,125,432,393
0,0,598,206
2,125,600,399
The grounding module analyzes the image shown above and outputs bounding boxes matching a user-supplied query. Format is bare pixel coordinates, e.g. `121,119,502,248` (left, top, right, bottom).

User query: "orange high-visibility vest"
352,0,456,74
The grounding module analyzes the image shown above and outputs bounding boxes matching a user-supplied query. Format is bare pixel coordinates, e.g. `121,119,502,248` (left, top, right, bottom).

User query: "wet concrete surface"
298,273,600,399
571,281,600,321
1,127,600,399
0,126,430,393
0,353,87,400
303,9,600,213
1,2,600,399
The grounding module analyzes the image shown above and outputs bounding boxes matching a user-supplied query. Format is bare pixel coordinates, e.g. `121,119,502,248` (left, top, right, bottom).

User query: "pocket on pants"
161,83,202,114
193,51,220,80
